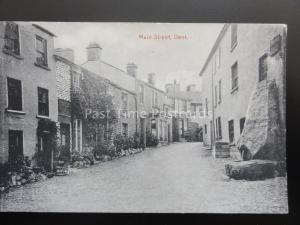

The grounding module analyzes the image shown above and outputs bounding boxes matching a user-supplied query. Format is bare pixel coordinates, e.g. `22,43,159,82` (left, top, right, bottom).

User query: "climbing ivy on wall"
71,71,118,142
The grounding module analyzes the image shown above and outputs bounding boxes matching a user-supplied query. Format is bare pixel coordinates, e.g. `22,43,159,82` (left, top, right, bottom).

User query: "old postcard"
0,22,287,213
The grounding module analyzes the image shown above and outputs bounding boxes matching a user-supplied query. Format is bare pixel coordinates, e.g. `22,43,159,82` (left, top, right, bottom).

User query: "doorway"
60,123,71,161
60,123,70,150
8,130,23,168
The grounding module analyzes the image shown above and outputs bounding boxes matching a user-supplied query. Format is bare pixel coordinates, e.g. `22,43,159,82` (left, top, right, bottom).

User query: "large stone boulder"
237,79,284,161
225,160,286,180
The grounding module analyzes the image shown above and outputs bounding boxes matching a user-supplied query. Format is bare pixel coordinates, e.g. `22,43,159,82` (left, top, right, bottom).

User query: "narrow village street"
0,142,288,213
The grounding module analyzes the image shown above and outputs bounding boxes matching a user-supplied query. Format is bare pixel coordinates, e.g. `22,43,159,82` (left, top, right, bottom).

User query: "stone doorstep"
225,159,286,181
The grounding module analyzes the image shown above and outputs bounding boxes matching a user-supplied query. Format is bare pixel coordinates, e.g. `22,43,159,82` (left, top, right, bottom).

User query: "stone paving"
0,142,288,213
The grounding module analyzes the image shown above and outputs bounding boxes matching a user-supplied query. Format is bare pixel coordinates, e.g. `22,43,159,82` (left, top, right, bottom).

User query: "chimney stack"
127,62,138,77
186,84,196,92
55,48,74,62
165,82,180,93
148,73,156,86
86,42,102,61
165,84,173,93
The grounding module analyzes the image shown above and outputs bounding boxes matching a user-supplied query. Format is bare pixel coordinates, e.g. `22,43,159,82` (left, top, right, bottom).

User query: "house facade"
55,50,137,154
0,22,57,165
136,74,173,146
200,24,286,159
165,82,203,142
81,43,173,146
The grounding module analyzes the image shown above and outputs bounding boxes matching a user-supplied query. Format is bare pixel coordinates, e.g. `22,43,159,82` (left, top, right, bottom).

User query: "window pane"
122,93,128,110
7,77,22,111
259,55,268,82
231,24,237,48
231,62,238,89
36,36,47,66
122,123,128,137
36,38,44,52
38,87,49,116
218,117,222,139
228,120,234,143
240,117,246,134
4,22,20,55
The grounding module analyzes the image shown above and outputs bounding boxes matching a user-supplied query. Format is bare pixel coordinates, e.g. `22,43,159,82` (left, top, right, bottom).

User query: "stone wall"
110,84,137,138
56,60,71,101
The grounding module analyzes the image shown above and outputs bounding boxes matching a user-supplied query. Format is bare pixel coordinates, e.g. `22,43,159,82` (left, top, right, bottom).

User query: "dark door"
8,130,23,165
38,135,52,171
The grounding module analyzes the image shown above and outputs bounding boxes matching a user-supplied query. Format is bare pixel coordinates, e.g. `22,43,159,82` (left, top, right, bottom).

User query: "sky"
37,22,223,91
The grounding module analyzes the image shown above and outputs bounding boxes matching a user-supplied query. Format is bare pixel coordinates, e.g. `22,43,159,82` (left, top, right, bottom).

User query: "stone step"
225,159,286,180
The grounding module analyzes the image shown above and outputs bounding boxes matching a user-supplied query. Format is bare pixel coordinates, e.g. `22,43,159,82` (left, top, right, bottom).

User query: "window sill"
36,115,50,119
5,109,26,115
231,86,238,94
58,113,71,118
2,49,23,60
34,62,51,71
230,42,237,52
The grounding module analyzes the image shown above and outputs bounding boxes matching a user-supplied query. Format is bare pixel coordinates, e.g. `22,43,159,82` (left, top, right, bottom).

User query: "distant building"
0,22,57,165
199,24,286,160
165,81,203,142
136,73,173,146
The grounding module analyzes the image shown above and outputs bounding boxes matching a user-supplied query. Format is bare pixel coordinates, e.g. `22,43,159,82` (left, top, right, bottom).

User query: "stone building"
199,24,286,160
55,50,137,153
82,42,173,146
136,73,173,146
165,82,203,142
0,22,57,164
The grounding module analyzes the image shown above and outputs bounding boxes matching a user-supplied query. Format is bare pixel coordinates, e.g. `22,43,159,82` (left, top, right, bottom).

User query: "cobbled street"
0,142,288,213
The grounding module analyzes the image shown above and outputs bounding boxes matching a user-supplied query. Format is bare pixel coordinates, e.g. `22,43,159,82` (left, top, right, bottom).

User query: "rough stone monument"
237,79,284,161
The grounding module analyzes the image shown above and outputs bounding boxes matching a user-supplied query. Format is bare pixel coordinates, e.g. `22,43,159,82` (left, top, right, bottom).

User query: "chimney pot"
148,73,156,86
87,42,102,61
187,84,196,92
127,62,138,77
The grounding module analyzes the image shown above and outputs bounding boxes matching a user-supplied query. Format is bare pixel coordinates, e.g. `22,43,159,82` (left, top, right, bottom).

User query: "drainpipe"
134,79,138,134
0,58,4,164
134,79,142,147
211,69,216,149
173,80,177,141
281,26,287,159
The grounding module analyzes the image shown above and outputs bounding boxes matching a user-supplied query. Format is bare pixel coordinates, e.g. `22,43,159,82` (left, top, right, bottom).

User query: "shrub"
93,140,116,159
113,134,124,153
133,132,141,149
146,131,159,147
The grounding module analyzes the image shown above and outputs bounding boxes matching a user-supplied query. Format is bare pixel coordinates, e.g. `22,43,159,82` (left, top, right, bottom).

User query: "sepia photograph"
0,22,287,213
